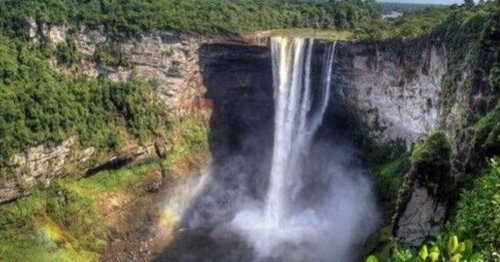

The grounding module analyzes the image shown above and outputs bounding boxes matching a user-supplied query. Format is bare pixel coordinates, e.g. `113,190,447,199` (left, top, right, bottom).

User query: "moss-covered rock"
410,130,453,193
373,153,410,205
393,131,454,247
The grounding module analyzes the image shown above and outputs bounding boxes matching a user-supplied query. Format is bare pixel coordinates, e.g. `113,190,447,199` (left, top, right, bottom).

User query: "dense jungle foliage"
0,0,381,38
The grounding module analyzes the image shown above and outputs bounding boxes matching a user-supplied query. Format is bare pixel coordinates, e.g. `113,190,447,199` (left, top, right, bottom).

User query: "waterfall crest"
266,37,336,224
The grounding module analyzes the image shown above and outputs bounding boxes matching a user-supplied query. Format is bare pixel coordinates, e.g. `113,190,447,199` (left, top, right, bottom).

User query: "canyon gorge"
0,2,499,261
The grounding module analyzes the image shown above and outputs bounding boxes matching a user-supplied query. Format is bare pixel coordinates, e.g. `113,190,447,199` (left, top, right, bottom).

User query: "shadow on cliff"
153,43,274,261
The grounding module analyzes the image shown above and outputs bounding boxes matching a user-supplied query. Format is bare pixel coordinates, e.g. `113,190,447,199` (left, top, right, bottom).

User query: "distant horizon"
378,0,473,5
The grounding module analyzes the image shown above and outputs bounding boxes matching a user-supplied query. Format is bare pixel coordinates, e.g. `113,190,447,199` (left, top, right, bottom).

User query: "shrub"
94,42,128,67
450,158,500,254
410,130,453,192
367,235,484,262
55,39,80,66
473,103,500,158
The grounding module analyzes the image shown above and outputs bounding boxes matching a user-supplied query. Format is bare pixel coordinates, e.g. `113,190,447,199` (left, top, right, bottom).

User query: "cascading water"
265,37,335,225
229,37,379,261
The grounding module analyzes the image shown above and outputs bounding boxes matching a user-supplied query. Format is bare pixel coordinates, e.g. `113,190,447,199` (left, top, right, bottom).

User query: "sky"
378,0,472,4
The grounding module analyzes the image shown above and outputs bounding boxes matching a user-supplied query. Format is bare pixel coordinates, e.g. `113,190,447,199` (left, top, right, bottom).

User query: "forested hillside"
0,37,169,177
0,0,384,176
0,0,381,38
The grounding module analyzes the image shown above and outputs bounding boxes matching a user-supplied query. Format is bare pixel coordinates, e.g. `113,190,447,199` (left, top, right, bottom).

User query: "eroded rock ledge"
0,137,159,204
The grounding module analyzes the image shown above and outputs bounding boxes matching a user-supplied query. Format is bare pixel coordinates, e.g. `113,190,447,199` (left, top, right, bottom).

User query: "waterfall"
265,37,336,224
230,37,378,261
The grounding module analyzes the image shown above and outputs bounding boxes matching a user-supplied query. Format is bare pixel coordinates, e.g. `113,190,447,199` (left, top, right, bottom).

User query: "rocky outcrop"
9,137,92,180
0,136,158,203
73,29,207,111
0,182,29,204
28,20,210,112
392,127,452,248
28,18,66,46
0,137,94,203
395,186,446,247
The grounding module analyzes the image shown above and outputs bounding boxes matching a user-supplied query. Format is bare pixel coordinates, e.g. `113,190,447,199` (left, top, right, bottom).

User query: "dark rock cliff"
199,43,274,160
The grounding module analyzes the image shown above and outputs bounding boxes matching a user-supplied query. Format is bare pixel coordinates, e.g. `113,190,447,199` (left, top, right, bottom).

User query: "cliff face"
28,21,214,111
0,25,272,204
199,39,450,150
331,40,447,146
1,26,211,203
199,43,273,158
72,28,207,111
198,38,450,148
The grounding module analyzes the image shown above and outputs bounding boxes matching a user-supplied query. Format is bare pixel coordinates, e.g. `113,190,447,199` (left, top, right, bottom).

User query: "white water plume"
266,37,334,224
